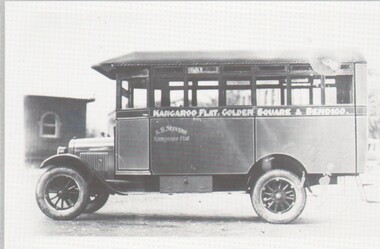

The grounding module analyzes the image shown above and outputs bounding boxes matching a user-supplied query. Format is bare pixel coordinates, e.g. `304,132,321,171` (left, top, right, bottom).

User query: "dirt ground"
4,165,380,248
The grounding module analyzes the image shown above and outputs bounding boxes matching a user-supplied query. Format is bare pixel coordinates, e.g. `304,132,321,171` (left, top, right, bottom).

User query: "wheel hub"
261,178,296,214
57,189,68,198
274,192,282,200
45,175,79,210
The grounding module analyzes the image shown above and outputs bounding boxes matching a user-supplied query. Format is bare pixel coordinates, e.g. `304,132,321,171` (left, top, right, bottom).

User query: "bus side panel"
355,63,367,106
355,62,368,173
256,117,356,174
356,116,368,173
150,118,254,174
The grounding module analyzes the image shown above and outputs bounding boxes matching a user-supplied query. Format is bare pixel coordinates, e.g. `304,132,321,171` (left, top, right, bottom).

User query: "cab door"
115,75,150,174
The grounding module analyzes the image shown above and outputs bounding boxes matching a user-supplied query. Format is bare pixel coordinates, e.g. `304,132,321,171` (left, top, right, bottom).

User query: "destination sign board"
150,106,361,118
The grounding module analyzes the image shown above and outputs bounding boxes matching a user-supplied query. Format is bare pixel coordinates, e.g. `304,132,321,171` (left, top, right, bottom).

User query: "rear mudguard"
40,154,125,195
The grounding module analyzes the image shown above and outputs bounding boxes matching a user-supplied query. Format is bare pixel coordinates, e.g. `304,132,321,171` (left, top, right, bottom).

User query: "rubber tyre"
36,167,89,220
251,169,307,224
84,188,110,213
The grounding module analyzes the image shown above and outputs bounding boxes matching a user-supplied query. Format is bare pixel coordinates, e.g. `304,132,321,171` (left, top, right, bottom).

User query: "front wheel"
251,169,306,224
35,167,89,220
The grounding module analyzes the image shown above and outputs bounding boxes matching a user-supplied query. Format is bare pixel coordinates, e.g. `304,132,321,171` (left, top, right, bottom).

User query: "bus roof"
92,50,365,80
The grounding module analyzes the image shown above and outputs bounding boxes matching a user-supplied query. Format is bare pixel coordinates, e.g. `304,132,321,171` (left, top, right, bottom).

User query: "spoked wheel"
36,167,89,220
251,169,306,224
84,187,110,213
45,175,80,210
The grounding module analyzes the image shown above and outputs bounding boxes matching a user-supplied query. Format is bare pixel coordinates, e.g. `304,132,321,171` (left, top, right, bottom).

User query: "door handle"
142,113,149,117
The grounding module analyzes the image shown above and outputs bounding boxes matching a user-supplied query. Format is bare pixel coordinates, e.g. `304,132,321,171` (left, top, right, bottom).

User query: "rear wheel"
84,187,110,213
251,169,306,224
36,167,89,220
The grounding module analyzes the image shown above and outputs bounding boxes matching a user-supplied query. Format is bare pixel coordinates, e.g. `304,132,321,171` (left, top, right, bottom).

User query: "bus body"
36,50,367,223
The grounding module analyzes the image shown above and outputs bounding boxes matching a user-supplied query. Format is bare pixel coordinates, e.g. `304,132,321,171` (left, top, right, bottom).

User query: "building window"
39,112,60,138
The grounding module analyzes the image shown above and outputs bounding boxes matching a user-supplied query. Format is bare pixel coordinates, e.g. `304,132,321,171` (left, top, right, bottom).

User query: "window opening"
154,90,162,107
226,80,250,86
225,80,252,106
197,89,219,107
227,89,252,105
132,88,148,108
170,90,185,107
40,112,60,138
121,81,129,109
169,81,184,87
256,78,283,106
120,78,148,109
154,79,186,107
198,80,219,86
290,77,311,105
311,75,353,105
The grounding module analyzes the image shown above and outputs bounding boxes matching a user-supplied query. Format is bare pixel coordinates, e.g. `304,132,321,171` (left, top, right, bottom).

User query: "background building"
24,95,94,163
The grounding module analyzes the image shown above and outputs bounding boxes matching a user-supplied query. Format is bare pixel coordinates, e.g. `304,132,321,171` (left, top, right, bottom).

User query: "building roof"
24,95,95,103
92,50,365,80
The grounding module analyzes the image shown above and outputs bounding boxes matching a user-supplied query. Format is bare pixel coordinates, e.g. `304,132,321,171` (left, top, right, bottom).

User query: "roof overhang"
92,50,366,80
24,95,95,103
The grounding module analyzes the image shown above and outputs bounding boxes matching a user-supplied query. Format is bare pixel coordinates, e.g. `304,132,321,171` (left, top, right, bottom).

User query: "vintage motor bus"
35,50,367,223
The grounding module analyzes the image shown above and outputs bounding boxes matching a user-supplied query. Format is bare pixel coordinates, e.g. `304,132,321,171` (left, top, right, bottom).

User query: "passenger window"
154,80,186,107
186,78,220,107
154,90,162,107
170,90,184,107
324,78,336,105
133,88,147,108
292,88,310,105
227,80,250,86
335,75,353,104
226,80,252,106
169,81,184,87
291,77,311,105
227,89,251,105
312,76,353,105
197,89,218,107
121,79,148,109
256,78,282,106
198,80,219,86
188,89,193,107
257,89,281,106
121,81,129,109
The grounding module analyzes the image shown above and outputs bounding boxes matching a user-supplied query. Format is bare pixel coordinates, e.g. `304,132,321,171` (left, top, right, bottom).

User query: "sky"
5,1,380,134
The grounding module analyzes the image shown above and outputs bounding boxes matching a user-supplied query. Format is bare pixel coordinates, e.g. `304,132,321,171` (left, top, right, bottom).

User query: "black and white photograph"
3,2,380,249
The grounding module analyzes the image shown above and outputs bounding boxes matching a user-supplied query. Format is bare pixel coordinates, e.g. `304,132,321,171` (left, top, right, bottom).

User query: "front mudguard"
40,154,117,194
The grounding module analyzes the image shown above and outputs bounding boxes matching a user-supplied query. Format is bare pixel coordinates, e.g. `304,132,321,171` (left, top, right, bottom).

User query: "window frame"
154,77,188,107
116,63,355,110
39,112,60,138
224,76,252,106
116,68,150,110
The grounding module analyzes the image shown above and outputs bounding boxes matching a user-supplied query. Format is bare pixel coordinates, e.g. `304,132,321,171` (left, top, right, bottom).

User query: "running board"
115,170,151,176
